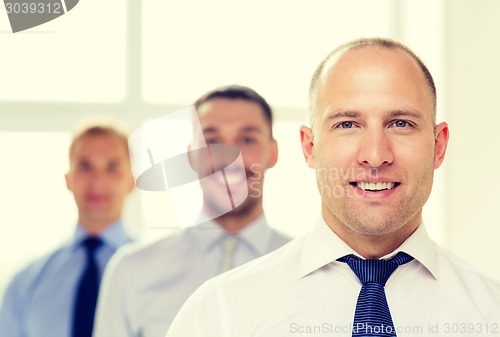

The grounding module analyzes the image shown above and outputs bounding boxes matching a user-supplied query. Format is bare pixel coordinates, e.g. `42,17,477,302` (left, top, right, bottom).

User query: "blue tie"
72,237,102,337
337,252,414,337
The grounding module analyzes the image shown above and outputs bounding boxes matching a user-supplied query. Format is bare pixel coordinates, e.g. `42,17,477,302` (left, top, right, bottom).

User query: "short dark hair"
194,84,274,138
309,37,436,128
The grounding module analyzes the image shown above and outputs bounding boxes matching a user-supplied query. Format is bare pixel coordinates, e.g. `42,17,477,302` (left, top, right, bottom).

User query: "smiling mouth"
350,182,400,191
214,171,247,185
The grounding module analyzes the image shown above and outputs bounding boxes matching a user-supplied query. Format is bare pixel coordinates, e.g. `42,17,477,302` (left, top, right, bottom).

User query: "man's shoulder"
267,227,292,248
435,243,500,286
206,235,302,290
165,235,303,335
433,243,500,310
4,244,68,296
112,230,188,266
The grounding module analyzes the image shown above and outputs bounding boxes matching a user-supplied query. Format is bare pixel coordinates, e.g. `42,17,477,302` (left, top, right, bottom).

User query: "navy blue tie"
337,252,413,337
72,237,102,337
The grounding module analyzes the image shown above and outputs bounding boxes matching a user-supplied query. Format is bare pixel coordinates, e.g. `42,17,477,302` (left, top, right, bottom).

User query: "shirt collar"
187,214,271,256
391,223,438,279
71,219,131,251
238,215,272,256
299,218,353,278
299,218,438,279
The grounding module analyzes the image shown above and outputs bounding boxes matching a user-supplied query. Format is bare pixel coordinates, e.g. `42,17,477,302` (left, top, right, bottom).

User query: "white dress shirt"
93,215,290,337
166,219,500,337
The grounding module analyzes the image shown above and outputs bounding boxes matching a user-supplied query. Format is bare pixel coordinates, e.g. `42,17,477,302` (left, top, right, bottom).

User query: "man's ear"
434,122,449,169
300,126,316,168
65,172,72,192
268,139,279,169
128,174,136,193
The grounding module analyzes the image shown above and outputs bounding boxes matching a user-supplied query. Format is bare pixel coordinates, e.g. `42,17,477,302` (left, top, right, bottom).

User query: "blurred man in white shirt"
93,85,290,337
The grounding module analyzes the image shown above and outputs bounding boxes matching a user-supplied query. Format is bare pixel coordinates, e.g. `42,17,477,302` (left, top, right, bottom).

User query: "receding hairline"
308,38,437,126
69,125,130,159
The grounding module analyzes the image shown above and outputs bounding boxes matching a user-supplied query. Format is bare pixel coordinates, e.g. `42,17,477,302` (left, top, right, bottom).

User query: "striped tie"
337,252,413,337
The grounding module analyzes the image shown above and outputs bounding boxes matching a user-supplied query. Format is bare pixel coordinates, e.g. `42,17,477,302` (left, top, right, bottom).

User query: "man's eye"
338,121,354,129
108,164,119,173
394,120,410,128
240,137,255,145
77,162,91,171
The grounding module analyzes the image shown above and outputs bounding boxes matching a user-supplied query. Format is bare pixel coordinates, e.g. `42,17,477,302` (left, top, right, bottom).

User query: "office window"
141,0,392,108
0,132,74,297
0,0,126,102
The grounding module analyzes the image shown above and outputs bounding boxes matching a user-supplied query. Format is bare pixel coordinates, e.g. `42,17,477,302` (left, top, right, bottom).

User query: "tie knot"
338,251,413,286
82,237,102,254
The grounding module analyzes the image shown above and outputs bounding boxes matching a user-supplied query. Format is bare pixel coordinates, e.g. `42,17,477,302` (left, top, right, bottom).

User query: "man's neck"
341,229,417,259
207,206,264,234
78,216,119,236
323,209,421,259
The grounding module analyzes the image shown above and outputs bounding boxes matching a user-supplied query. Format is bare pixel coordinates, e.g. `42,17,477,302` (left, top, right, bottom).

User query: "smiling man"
165,38,500,337
0,122,135,337
92,85,290,337
188,93,279,233
303,39,444,260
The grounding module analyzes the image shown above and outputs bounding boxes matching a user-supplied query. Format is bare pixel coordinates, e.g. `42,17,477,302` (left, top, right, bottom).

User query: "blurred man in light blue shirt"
0,122,136,337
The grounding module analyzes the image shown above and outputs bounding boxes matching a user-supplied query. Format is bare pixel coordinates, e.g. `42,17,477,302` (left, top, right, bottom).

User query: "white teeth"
225,172,245,185
216,172,245,185
357,182,395,191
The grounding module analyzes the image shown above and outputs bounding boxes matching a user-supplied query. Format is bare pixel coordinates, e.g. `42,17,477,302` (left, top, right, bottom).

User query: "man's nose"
356,129,394,168
208,143,241,171
89,169,109,185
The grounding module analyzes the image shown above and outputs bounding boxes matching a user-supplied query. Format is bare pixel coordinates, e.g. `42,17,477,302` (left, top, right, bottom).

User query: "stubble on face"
194,98,276,229
202,166,263,218
315,155,435,237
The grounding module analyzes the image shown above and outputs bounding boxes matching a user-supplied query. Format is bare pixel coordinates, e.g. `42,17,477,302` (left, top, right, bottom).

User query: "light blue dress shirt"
0,220,132,337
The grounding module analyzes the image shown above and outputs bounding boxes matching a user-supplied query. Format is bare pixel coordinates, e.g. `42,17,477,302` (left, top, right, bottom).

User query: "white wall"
444,0,500,281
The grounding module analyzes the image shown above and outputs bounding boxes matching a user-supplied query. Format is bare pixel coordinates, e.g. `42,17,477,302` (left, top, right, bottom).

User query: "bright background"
1,0,500,299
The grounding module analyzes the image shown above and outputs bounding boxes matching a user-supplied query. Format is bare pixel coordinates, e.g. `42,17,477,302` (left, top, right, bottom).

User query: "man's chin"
205,196,259,219
344,215,408,237
82,209,115,222
228,199,257,216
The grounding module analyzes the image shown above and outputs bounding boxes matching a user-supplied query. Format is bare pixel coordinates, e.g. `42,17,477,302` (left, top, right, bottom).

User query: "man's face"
191,98,278,217
301,47,448,238
65,134,134,228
